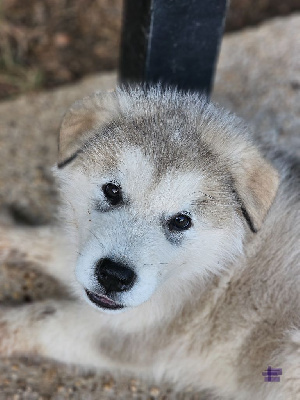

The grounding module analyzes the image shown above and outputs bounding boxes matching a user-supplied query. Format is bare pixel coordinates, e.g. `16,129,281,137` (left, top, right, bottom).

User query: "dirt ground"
0,13,299,400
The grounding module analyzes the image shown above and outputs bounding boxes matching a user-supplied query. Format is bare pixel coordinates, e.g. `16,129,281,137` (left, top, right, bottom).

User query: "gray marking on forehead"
66,85,249,175
84,115,221,185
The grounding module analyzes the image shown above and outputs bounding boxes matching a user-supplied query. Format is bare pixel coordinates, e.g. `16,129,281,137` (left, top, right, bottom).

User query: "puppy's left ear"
58,91,118,168
232,149,279,232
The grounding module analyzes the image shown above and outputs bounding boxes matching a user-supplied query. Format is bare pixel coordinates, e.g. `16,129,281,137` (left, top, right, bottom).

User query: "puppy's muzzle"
95,258,136,293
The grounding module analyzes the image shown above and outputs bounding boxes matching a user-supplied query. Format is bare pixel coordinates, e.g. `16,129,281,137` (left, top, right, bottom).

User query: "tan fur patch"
234,153,279,231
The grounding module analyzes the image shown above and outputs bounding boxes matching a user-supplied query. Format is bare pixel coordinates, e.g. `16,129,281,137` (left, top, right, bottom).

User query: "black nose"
95,258,136,293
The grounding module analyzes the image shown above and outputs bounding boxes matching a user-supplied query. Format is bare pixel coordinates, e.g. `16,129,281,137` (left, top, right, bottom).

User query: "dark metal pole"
119,0,228,95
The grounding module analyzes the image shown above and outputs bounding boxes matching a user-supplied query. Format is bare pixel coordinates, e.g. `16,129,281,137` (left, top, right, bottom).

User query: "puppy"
1,86,299,400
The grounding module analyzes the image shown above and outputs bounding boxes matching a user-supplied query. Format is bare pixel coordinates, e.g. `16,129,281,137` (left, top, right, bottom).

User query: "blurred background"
0,0,300,100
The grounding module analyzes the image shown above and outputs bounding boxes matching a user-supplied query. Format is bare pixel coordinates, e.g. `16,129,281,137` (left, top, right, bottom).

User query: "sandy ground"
0,15,299,400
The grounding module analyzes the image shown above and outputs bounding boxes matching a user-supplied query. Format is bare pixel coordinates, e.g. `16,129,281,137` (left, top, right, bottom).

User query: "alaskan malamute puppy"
1,87,299,400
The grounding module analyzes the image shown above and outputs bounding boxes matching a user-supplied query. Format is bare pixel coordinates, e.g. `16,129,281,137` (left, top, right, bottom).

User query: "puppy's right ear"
57,91,118,168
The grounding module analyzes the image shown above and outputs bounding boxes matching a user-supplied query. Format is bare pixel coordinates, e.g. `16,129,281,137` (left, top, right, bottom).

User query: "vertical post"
119,0,228,95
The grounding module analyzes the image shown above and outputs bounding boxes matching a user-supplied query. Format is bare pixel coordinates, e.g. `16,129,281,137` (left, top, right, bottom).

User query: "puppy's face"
56,88,279,313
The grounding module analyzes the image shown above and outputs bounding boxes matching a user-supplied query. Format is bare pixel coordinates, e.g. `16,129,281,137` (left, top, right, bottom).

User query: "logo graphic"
262,366,282,382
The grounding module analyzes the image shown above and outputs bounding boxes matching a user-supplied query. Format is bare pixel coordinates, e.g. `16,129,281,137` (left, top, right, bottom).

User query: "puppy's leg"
254,331,300,400
0,300,107,369
0,225,75,286
274,331,300,400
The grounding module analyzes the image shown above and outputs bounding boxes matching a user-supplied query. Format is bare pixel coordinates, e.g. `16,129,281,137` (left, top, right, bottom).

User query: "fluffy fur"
0,86,299,400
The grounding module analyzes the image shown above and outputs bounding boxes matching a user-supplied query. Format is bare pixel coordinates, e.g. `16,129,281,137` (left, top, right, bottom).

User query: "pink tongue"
99,295,116,306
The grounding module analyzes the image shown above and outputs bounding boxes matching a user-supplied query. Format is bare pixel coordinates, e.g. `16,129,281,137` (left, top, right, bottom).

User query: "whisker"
87,228,104,249
143,263,169,266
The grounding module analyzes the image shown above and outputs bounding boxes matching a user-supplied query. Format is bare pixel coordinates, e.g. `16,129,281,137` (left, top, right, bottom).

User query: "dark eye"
168,214,192,231
103,183,122,205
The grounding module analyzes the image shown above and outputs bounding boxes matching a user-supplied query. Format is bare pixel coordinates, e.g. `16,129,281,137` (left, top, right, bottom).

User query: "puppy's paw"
0,305,38,357
0,301,61,359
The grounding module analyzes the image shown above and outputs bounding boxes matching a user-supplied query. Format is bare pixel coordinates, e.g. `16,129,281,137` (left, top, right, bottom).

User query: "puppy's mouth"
85,289,124,310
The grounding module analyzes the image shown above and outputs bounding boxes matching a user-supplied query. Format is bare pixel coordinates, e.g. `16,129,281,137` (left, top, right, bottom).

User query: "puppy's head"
55,87,279,313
